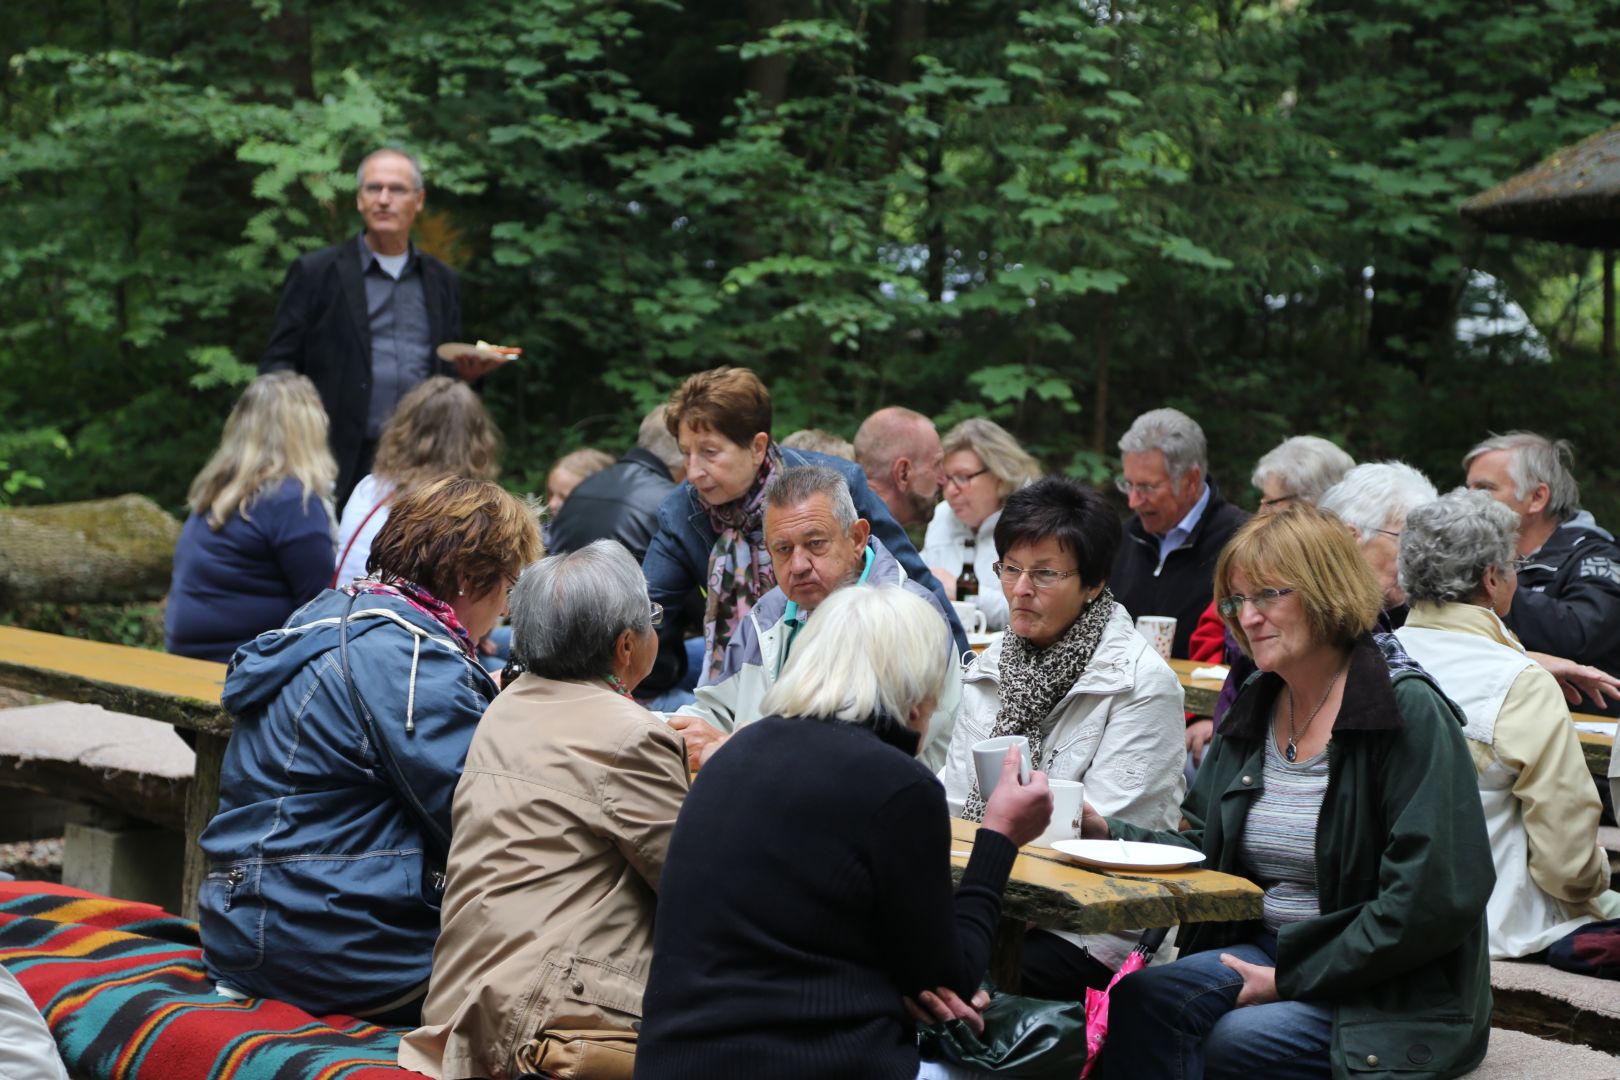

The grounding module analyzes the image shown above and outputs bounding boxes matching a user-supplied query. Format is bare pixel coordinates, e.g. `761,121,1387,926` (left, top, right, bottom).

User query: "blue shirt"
1157,482,1211,568
358,236,433,438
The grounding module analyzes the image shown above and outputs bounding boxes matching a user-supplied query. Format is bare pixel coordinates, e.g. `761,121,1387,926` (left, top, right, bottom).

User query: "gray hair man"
666,465,961,771
1465,432,1620,715
1109,408,1249,658
262,148,494,508
854,407,945,527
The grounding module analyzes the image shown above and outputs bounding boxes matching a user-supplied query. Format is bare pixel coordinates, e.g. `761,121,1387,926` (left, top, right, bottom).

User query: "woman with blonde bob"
639,585,1053,1079
923,417,1043,631
199,476,540,1023
166,371,337,661
1081,504,1494,1080
334,375,501,587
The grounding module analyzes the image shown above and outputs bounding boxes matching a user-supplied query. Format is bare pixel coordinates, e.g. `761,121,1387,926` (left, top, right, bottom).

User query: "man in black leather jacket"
549,406,699,704
1467,431,1620,717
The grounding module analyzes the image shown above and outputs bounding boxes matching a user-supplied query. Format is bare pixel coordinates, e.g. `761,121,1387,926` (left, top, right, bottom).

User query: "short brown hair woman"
198,476,540,1024
642,366,959,696
1081,504,1494,1078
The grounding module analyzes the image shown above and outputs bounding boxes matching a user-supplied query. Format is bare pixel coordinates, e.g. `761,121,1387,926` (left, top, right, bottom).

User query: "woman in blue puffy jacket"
197,476,540,1023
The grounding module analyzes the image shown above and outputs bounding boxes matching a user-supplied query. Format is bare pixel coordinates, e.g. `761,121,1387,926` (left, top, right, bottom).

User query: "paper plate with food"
437,340,523,364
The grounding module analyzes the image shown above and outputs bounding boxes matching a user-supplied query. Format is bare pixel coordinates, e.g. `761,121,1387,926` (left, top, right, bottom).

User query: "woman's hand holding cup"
980,746,1052,848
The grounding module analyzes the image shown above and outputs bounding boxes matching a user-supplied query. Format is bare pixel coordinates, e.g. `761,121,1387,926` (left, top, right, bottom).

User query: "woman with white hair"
923,417,1043,631
638,585,1053,1079
165,372,337,661
1394,489,1612,960
1250,435,1355,512
401,540,686,1079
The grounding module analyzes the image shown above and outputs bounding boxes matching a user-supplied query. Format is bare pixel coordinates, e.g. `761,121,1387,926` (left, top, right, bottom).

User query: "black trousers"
1020,928,1114,1000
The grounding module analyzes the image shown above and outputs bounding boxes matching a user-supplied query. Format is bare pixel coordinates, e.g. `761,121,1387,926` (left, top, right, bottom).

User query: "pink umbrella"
1080,926,1169,1078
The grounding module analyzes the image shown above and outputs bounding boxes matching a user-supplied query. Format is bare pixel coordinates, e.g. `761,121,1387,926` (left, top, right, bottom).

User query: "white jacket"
1397,601,1609,959
938,602,1186,967
922,503,1007,631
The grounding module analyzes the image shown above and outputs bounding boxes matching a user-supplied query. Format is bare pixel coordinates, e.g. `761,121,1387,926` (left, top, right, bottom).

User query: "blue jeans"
1102,936,1331,1080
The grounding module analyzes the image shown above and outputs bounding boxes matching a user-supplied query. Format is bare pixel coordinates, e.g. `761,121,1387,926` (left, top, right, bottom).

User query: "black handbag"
916,990,1087,1078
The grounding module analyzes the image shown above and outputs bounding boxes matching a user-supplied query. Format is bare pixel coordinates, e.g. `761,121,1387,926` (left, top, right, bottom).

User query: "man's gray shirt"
358,237,432,438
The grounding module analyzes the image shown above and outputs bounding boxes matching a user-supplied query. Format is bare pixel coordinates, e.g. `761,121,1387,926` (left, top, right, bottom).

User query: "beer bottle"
958,539,979,599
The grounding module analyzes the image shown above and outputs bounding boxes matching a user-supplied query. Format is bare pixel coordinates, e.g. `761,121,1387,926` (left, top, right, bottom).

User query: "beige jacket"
398,674,689,1080
1397,601,1609,958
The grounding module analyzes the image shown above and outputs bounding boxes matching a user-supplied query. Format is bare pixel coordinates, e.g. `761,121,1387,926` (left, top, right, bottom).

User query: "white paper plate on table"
1050,839,1206,872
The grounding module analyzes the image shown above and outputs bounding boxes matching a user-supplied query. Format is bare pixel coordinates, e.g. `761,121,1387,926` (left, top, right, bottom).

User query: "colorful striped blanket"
0,881,429,1080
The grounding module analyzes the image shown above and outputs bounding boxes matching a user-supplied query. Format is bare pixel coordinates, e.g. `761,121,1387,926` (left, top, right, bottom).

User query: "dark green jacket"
1110,634,1494,1080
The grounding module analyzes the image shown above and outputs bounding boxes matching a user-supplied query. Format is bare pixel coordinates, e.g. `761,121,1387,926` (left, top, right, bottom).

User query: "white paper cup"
1034,780,1084,848
951,600,988,635
972,735,1031,800
1136,615,1177,660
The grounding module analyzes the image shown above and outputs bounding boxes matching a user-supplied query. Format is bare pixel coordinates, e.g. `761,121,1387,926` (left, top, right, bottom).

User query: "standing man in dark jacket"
1109,408,1248,659
1467,431,1620,717
261,148,496,507
549,405,700,706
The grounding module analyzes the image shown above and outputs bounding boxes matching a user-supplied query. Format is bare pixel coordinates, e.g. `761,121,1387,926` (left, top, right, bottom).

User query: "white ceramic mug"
952,600,988,635
1136,615,1177,661
1034,779,1085,848
972,735,1031,800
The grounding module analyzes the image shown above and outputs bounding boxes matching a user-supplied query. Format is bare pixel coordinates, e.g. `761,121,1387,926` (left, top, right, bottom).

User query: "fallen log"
0,495,180,606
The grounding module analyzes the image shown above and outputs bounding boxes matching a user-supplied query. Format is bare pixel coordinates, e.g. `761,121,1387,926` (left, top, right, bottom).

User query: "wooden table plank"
1168,658,1226,717
0,626,229,735
948,818,1259,931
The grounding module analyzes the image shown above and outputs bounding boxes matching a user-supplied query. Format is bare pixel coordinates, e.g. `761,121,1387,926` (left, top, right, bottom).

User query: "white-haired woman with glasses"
922,417,1042,632
401,540,685,1079
936,477,1185,998
1393,489,1612,961
638,584,1052,1080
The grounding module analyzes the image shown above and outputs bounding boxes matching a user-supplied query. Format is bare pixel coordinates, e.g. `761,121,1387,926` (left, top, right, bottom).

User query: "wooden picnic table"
1573,714,1615,780
1168,658,1225,717
0,625,229,920
948,817,1261,989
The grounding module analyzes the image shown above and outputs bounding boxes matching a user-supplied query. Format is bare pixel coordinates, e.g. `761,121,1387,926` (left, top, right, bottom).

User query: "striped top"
1240,735,1330,933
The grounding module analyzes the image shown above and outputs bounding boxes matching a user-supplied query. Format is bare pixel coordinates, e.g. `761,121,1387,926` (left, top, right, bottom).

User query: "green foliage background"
6,0,1620,518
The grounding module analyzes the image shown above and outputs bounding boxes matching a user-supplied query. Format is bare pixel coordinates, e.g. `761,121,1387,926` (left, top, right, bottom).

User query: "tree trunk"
0,496,181,606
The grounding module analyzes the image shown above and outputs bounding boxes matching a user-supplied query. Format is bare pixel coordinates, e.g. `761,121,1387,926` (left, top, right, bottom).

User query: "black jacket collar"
1125,478,1233,549
623,446,674,481
1220,632,1403,741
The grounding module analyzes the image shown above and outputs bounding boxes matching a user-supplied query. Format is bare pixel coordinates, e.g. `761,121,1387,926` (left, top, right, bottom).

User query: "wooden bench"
0,625,228,920
1460,1029,1619,1078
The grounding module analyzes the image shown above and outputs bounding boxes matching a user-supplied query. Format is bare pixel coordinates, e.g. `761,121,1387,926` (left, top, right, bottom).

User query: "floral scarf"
963,588,1116,823
701,443,784,681
349,578,477,661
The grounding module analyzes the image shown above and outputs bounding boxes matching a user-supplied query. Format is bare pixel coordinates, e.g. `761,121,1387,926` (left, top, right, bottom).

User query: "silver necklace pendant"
1285,740,1299,763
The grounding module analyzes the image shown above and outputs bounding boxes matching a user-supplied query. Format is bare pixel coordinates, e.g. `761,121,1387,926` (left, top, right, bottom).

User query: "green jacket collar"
1219,633,1404,741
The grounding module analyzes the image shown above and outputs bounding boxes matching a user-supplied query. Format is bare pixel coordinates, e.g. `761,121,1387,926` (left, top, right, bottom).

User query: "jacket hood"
222,587,480,716
1561,509,1614,543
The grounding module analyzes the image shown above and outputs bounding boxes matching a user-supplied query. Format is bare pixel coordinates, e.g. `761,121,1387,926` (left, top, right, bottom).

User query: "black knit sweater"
636,714,1018,1079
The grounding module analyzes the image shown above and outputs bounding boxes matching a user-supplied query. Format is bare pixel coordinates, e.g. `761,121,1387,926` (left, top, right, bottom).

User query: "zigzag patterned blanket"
0,881,428,1080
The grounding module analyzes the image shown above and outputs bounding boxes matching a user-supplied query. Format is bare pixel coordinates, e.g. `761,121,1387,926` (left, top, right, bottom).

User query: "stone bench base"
1491,959,1620,1055
1460,1028,1618,1078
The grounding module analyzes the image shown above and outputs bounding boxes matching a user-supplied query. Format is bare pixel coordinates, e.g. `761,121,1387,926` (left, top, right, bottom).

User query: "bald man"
853,407,944,527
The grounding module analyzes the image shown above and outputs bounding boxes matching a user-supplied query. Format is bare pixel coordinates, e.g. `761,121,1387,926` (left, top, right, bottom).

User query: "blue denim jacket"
640,447,967,658
198,586,495,1016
